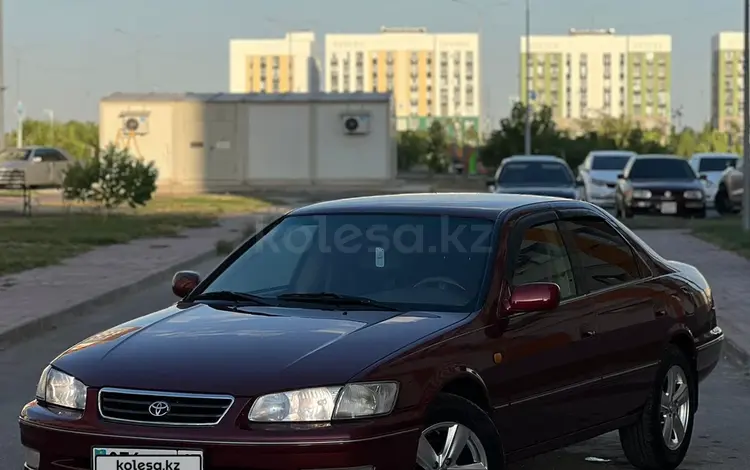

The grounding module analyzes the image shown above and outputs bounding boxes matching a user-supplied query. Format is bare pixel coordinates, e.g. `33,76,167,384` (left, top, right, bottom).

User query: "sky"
3,0,744,131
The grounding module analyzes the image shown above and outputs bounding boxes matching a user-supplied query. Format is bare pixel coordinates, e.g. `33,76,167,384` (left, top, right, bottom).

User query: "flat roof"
505,155,564,162
290,192,578,218
101,92,392,104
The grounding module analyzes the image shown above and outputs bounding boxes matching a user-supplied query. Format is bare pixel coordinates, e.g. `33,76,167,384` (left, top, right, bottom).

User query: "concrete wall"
99,97,395,193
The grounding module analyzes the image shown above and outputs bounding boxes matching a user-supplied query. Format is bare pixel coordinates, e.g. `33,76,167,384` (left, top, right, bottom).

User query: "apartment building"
711,32,744,133
325,27,480,134
229,31,320,93
520,29,672,131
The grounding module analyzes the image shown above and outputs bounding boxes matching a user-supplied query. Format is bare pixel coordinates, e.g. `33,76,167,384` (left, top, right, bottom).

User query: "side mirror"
617,173,625,179
172,270,200,298
486,179,496,193
699,174,707,180
507,282,560,314
576,179,585,187
31,156,42,163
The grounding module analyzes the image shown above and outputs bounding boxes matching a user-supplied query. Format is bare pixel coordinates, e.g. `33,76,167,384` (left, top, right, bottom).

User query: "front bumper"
19,402,421,470
629,197,706,216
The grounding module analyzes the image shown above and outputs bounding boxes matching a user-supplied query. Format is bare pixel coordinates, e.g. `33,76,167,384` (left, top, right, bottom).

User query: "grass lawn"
0,194,271,276
621,214,750,259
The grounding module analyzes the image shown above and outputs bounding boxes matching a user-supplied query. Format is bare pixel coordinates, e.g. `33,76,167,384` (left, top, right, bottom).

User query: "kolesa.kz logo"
115,460,180,470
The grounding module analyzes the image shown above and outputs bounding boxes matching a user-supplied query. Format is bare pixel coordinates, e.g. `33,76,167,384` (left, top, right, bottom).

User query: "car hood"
588,170,622,183
51,303,464,396
0,160,27,169
629,180,703,191
495,185,577,198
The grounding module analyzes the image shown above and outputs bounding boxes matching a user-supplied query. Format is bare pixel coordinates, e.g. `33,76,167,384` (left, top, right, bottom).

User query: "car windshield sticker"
375,247,385,268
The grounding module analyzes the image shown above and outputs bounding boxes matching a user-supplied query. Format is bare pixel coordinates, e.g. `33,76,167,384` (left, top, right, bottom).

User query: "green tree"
5,119,99,158
426,121,449,173
397,130,428,170
62,144,158,211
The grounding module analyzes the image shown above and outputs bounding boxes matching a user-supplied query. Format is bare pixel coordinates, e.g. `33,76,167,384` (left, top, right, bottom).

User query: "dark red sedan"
19,193,724,470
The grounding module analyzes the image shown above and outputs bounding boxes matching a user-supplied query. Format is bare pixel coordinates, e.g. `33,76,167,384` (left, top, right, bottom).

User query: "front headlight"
35,365,87,410
684,190,704,200
632,189,652,198
248,382,399,422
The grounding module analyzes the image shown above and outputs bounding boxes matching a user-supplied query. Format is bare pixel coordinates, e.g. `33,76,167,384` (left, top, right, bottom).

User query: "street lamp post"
743,0,750,231
524,0,531,155
43,109,54,144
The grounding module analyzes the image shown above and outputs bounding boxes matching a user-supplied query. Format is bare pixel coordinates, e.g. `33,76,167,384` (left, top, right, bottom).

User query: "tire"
417,393,505,470
715,186,731,215
619,345,697,470
624,205,634,219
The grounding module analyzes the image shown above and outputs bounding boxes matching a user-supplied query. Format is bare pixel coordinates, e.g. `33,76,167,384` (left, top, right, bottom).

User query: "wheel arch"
436,367,492,413
668,329,699,408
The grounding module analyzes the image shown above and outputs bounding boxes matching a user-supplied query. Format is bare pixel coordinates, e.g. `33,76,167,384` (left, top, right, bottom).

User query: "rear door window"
558,216,643,294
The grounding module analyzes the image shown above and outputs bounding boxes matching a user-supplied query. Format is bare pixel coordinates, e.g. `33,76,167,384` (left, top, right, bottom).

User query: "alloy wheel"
660,365,691,451
417,421,488,470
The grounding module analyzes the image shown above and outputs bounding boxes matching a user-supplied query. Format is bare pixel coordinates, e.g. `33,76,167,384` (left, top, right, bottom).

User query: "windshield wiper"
276,292,401,311
191,290,274,306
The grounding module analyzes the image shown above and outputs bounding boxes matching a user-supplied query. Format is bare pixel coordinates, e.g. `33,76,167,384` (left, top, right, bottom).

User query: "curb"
0,218,270,349
721,328,750,370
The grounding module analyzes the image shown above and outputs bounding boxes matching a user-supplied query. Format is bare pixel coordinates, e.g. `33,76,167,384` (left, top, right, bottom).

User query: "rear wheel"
619,345,696,470
417,393,505,470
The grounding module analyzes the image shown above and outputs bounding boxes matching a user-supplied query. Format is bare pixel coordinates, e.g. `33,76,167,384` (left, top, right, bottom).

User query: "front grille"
98,387,234,426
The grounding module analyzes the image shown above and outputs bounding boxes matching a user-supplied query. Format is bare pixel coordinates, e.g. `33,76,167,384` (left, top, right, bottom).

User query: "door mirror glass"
617,173,625,179
507,282,560,314
699,174,707,180
172,270,200,298
31,156,42,163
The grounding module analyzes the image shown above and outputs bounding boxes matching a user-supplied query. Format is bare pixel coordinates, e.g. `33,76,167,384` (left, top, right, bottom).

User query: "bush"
62,144,158,210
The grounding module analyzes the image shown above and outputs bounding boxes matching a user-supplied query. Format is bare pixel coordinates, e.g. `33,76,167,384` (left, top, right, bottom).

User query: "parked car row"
486,151,744,218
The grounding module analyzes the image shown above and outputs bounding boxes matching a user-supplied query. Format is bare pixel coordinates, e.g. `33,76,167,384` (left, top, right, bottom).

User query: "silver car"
688,152,739,205
577,150,637,207
0,146,71,189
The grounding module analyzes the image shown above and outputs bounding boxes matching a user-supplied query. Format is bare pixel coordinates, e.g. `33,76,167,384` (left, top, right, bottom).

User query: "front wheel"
619,345,696,470
715,187,731,214
417,393,505,470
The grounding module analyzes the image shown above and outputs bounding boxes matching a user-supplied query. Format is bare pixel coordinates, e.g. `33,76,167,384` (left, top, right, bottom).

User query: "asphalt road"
1,258,748,469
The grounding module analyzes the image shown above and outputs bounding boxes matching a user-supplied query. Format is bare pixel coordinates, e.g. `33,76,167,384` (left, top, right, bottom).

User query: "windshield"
698,157,737,172
0,149,30,161
497,161,573,186
200,214,495,312
591,155,632,171
627,159,697,180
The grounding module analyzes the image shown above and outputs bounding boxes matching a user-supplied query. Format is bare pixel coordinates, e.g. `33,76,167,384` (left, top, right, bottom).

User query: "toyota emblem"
148,401,171,417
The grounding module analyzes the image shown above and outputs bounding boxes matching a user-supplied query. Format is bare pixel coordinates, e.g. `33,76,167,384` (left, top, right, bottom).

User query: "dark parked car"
487,155,583,199
20,194,723,470
615,155,707,219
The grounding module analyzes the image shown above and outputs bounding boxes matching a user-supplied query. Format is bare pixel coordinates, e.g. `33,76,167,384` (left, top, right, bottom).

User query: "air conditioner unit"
119,111,150,136
341,113,371,135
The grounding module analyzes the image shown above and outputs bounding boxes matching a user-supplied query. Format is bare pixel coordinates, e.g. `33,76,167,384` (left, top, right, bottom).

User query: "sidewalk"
635,229,750,366
0,207,290,346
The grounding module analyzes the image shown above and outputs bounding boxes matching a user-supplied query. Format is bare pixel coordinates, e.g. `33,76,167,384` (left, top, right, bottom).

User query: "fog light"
24,447,40,469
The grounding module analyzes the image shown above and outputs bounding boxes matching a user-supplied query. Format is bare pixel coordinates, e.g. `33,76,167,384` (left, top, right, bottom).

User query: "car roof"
504,155,565,163
691,152,739,159
290,193,585,219
589,150,636,157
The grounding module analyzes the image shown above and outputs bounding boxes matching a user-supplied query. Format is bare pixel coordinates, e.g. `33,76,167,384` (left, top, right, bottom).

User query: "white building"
229,31,321,93
710,32,745,132
325,27,480,133
521,29,672,130
99,92,397,192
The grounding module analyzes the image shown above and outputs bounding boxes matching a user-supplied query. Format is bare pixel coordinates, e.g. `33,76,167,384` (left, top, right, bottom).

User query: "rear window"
698,157,737,172
628,159,696,180
498,161,574,186
591,155,632,171
201,214,496,312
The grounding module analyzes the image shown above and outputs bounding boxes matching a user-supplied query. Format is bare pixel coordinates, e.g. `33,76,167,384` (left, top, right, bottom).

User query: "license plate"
93,448,202,470
660,201,677,214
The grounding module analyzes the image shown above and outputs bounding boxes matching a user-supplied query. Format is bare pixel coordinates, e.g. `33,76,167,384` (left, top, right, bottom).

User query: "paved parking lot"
1,256,747,469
